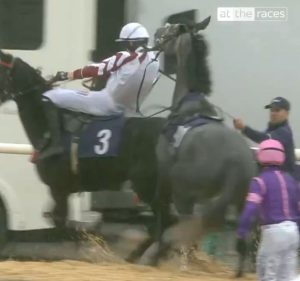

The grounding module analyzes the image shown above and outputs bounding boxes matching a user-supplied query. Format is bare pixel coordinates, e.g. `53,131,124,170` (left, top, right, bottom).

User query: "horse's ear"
0,50,6,60
0,50,13,63
195,16,211,32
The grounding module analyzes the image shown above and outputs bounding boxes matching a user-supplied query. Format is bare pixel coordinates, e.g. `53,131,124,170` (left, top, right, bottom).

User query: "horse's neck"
172,62,189,106
172,34,194,106
16,94,46,149
172,33,211,108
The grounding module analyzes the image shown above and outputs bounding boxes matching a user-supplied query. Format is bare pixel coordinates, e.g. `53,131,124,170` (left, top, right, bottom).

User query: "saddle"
163,92,223,145
57,109,125,160
60,109,121,135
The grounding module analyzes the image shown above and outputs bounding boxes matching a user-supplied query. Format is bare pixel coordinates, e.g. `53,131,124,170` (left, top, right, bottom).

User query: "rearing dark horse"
0,51,172,250
139,18,257,275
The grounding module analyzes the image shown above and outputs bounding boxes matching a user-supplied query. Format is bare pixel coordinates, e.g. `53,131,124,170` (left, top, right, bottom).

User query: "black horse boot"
39,98,64,159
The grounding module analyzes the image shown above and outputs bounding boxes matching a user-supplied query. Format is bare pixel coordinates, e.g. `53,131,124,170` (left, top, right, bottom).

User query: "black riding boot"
39,98,64,159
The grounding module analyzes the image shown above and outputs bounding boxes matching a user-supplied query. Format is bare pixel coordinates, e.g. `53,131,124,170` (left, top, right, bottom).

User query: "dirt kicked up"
0,232,256,281
0,260,256,281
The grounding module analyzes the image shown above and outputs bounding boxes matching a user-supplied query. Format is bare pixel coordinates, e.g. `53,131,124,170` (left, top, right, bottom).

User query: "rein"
135,50,161,116
135,48,177,119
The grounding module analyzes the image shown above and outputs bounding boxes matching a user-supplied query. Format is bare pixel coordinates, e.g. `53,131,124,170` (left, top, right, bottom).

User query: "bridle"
139,23,235,121
133,24,190,118
0,59,15,104
151,23,189,52
0,58,50,105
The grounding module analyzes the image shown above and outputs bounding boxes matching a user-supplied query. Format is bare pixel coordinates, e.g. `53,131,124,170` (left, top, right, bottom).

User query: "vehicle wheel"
0,201,7,249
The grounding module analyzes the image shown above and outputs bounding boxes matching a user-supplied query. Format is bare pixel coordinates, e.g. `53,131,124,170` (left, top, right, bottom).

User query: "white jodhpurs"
43,88,120,116
257,221,299,281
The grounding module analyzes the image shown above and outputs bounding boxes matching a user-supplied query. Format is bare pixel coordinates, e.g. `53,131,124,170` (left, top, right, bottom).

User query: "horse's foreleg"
137,177,174,266
154,177,175,263
49,185,69,238
126,236,154,263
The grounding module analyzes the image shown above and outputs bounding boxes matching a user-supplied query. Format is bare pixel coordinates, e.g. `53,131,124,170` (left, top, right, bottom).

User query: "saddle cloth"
63,114,125,158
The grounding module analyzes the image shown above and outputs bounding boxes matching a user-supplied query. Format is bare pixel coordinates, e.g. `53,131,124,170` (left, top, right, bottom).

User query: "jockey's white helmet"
116,22,150,41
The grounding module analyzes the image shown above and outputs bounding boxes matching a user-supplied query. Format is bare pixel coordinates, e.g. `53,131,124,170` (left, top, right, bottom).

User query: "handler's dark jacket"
243,121,295,175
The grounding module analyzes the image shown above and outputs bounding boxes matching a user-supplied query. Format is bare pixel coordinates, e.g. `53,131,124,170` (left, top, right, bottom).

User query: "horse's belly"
78,158,125,191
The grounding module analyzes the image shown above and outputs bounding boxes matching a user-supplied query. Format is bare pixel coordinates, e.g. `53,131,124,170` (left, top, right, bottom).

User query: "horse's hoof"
180,264,189,272
137,257,157,266
137,242,160,266
235,271,244,278
125,256,136,264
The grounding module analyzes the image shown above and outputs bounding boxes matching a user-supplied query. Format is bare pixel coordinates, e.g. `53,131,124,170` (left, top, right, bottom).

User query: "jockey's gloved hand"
54,71,69,81
236,237,247,257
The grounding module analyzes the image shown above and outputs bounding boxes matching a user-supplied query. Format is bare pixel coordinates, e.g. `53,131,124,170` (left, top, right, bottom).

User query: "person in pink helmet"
236,139,300,281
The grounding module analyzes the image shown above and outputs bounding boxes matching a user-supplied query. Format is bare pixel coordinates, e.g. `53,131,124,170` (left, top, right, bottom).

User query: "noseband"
0,59,15,104
154,24,189,51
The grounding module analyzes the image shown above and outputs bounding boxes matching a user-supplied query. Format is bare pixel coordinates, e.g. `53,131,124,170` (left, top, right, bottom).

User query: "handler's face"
269,108,289,125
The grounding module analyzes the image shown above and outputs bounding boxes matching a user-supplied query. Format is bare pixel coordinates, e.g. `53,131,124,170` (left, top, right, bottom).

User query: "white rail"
0,143,300,161
0,143,33,155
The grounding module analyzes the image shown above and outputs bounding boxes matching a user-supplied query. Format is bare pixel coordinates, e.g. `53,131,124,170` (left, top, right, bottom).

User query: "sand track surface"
0,257,256,281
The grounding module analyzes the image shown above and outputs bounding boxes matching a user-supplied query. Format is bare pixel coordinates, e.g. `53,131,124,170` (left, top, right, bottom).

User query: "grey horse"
140,17,257,276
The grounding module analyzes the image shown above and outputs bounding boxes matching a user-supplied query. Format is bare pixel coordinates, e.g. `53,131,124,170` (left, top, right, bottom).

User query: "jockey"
39,22,160,159
236,139,300,281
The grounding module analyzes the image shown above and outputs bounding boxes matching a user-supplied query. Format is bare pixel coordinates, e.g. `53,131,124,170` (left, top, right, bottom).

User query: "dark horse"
0,51,173,255
138,18,257,275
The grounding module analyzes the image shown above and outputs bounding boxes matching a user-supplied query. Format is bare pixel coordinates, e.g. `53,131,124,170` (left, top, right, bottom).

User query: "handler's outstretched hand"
233,118,245,131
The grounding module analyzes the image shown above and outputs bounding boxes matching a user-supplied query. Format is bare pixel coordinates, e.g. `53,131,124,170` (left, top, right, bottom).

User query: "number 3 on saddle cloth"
62,112,125,158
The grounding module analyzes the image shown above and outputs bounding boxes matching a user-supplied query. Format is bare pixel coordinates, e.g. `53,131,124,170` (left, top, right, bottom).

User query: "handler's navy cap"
264,97,290,110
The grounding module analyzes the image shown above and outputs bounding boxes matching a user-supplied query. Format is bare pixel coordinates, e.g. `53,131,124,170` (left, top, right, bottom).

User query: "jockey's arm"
68,51,134,80
236,179,263,239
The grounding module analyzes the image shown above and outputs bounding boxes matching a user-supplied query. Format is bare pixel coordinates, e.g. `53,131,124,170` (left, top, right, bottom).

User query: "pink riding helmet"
256,139,285,166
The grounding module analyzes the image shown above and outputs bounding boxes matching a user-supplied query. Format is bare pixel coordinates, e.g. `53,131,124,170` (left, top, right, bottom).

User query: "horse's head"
153,16,211,55
0,51,15,104
0,50,49,105
0,50,51,148
154,17,212,105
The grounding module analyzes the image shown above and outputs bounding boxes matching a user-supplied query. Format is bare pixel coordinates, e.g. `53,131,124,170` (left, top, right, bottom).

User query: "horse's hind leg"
172,190,200,271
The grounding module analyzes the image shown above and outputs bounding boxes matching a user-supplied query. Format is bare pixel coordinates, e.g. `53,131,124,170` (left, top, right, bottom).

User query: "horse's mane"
172,30,215,118
12,58,51,148
12,58,50,91
184,33,211,96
